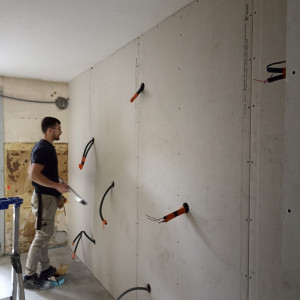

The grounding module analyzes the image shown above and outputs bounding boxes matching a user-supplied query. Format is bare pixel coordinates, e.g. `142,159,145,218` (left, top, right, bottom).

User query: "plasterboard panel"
0,90,4,255
137,1,249,299
249,0,286,299
67,70,94,256
282,0,300,298
68,41,139,298
89,41,138,298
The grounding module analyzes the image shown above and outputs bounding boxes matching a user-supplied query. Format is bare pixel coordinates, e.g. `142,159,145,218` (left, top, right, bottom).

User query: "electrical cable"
72,232,83,259
147,203,189,224
117,284,151,300
79,138,95,170
130,83,145,103
253,60,286,84
0,94,69,109
72,231,95,259
99,181,115,228
266,60,286,83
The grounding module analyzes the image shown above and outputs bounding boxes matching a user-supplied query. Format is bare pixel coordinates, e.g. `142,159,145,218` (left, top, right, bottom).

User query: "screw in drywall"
292,71,296,75
288,209,291,213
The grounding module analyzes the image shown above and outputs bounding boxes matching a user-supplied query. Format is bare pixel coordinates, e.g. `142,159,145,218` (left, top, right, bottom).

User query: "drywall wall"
137,1,252,299
68,40,139,296
68,0,293,299
249,1,286,299
0,76,69,254
0,92,4,255
67,1,253,299
282,0,300,298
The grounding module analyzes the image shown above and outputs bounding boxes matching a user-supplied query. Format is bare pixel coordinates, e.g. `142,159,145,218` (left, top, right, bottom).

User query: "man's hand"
55,182,70,194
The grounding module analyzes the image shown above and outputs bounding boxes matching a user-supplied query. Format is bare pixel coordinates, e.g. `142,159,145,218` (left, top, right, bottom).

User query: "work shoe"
39,266,57,280
23,273,52,290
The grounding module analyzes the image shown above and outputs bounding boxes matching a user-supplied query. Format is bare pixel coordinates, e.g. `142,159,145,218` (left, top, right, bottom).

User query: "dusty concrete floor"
0,247,114,300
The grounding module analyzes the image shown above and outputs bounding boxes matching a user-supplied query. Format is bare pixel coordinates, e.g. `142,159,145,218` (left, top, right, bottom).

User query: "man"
23,117,69,290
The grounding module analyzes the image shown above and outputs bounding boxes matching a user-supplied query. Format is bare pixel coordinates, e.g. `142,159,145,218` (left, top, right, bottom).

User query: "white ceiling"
0,0,192,82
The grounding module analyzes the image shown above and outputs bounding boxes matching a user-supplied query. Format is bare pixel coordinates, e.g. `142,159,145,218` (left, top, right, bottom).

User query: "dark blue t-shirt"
31,139,60,196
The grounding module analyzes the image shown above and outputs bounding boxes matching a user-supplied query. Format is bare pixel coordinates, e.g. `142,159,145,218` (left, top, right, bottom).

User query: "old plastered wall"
68,1,255,299
4,143,68,253
0,76,68,143
0,76,69,254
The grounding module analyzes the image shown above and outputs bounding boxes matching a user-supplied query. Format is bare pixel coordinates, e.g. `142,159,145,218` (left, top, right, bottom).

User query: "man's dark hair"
41,117,61,133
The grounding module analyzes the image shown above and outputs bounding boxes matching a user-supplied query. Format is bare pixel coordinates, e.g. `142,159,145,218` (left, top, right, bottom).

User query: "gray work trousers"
26,192,58,276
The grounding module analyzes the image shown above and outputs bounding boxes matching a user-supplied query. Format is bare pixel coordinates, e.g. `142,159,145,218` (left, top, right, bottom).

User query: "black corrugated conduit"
99,181,114,228
130,83,145,103
253,60,286,84
117,284,151,300
79,138,95,170
72,231,95,259
147,203,189,223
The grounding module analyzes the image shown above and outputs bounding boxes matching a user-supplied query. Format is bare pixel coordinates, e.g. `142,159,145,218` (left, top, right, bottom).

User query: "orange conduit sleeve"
130,83,145,103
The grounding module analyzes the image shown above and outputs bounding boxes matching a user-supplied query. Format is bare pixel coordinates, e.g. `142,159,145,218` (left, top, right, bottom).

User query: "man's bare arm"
28,163,69,194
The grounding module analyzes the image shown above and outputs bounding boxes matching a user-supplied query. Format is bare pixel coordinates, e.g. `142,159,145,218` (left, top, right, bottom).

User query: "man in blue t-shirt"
23,117,69,290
